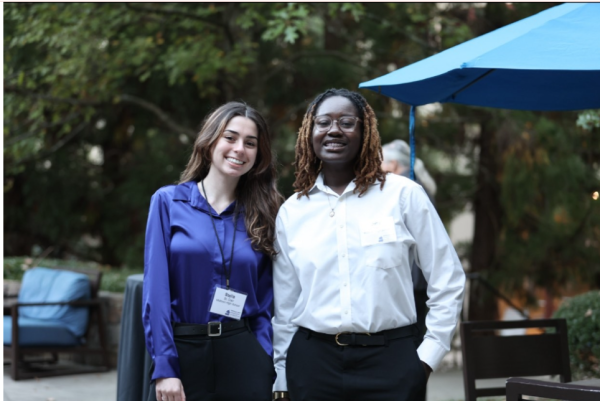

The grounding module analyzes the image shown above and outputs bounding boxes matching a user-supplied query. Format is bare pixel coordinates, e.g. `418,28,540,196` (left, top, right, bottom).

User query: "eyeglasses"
313,115,362,132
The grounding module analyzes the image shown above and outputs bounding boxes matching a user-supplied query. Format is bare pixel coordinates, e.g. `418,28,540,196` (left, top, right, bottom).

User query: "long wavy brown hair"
294,88,386,198
179,102,283,257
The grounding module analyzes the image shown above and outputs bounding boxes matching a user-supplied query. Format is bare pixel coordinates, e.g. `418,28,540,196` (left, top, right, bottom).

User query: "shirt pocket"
364,241,404,269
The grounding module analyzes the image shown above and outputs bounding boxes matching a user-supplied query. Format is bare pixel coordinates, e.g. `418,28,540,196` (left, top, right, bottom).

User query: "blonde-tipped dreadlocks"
293,89,386,198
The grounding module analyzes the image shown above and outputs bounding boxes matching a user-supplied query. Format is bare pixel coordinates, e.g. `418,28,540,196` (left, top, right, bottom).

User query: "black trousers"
414,289,429,347
287,326,427,401
413,289,429,401
148,323,273,401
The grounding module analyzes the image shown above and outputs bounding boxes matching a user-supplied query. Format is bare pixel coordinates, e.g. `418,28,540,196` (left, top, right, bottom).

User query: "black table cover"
116,274,152,401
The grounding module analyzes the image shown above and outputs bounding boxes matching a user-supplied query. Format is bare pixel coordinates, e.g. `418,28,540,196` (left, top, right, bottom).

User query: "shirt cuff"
273,367,288,391
417,337,449,372
151,355,181,380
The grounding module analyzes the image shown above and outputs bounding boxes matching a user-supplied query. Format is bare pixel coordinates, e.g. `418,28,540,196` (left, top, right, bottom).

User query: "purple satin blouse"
142,181,273,380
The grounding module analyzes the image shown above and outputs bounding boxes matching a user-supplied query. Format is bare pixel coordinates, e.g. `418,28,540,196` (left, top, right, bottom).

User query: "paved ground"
428,368,465,401
3,365,117,401
3,364,480,401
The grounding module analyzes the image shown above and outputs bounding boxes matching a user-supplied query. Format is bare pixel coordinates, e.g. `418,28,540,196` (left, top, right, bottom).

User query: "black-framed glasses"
313,115,362,132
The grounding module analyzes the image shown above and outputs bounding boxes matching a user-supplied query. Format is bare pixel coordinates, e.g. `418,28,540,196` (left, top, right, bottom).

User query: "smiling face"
209,116,258,179
312,96,362,169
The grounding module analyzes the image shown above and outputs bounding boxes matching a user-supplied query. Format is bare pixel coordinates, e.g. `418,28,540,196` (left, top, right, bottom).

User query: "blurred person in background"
381,139,437,202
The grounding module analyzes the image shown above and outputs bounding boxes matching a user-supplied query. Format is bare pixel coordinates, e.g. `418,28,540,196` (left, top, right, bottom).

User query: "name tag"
359,216,397,246
209,286,247,320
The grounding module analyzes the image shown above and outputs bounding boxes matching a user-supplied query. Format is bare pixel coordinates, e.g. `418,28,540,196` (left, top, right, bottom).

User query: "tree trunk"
467,118,503,321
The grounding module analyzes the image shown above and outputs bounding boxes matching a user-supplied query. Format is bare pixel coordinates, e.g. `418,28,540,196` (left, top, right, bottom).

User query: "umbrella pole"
409,105,416,181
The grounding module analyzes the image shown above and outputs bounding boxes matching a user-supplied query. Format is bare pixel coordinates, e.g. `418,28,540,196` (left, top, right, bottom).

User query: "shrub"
3,257,142,293
553,291,600,379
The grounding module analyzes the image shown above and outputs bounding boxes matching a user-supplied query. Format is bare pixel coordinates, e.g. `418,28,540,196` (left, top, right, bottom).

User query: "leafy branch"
4,85,101,106
118,94,196,138
124,3,225,29
263,50,364,82
5,113,82,146
7,121,89,167
6,84,196,139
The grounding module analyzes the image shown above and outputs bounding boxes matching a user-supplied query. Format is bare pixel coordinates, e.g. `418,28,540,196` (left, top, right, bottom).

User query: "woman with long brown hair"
143,101,283,401
272,89,465,401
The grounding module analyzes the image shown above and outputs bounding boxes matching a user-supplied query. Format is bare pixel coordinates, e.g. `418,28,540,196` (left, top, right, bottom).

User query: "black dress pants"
148,324,273,401
413,289,429,401
287,327,427,401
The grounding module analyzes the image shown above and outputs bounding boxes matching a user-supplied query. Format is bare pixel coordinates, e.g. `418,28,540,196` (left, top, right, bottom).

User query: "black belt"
173,319,247,337
299,324,418,346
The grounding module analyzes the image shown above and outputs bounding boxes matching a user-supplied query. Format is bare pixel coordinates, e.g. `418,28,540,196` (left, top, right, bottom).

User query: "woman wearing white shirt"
272,89,465,401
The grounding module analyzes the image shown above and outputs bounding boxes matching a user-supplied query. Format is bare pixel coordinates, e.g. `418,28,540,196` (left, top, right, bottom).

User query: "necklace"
325,191,336,218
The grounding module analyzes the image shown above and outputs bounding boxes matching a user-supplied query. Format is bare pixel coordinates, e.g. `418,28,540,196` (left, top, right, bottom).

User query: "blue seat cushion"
17,267,91,338
4,316,81,346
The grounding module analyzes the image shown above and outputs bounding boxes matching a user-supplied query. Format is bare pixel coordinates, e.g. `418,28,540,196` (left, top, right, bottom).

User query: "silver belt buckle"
207,321,222,337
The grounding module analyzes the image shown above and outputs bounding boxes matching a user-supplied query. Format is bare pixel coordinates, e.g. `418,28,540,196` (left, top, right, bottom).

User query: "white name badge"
359,216,397,246
209,286,248,320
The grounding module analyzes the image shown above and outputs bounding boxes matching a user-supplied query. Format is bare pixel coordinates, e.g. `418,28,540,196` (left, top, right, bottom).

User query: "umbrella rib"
451,69,496,100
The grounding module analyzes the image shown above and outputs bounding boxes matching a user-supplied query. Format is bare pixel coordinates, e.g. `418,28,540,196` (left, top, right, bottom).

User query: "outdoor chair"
506,377,600,401
460,319,571,401
3,266,110,380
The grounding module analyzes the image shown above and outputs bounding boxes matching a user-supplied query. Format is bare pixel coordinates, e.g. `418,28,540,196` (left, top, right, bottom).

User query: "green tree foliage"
554,291,600,379
495,112,600,292
3,2,370,265
5,3,599,306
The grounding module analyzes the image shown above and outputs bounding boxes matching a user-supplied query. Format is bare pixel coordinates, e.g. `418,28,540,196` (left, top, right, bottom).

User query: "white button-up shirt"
272,173,465,391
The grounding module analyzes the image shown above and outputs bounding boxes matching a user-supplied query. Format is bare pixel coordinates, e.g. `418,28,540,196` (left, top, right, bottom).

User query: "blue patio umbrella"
359,3,600,178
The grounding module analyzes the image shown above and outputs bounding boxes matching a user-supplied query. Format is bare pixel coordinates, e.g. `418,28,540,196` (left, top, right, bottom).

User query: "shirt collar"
173,181,243,215
311,172,379,196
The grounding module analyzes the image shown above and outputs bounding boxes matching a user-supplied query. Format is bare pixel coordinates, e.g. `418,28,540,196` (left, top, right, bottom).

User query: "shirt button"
339,225,344,228
341,254,345,258
345,310,349,315
343,282,348,287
